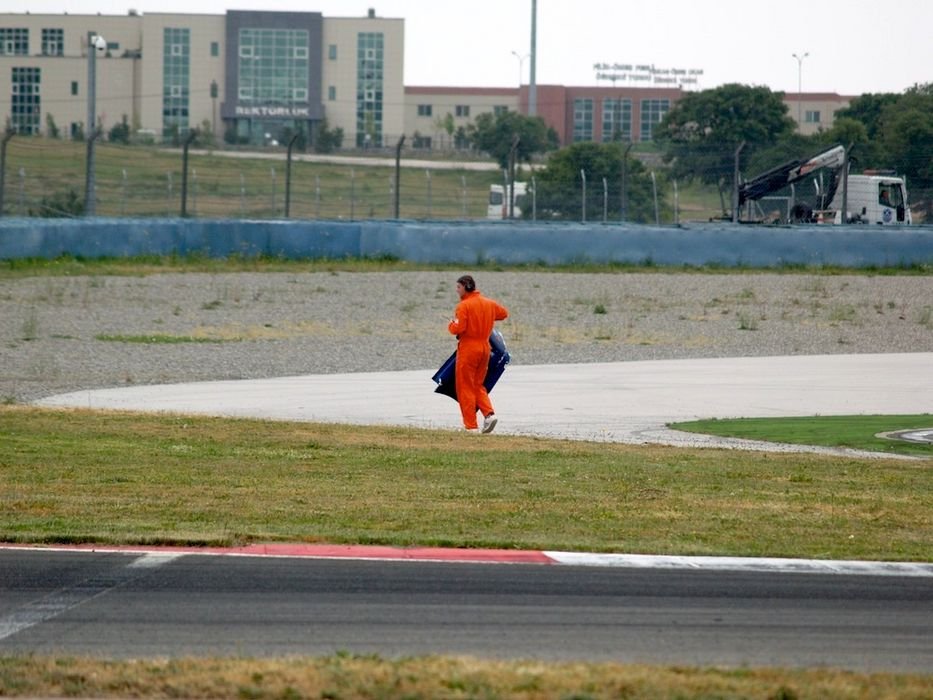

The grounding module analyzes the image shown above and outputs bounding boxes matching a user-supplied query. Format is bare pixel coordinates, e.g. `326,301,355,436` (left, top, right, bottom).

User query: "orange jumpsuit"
448,290,509,429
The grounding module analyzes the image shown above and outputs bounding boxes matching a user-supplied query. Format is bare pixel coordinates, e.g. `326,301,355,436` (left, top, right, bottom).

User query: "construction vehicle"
736,145,911,225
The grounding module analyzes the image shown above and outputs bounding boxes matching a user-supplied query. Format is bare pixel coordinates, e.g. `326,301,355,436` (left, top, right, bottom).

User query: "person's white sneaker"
481,414,498,434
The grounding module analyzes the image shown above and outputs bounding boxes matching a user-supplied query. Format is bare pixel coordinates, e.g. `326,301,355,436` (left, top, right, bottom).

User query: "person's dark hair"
457,275,476,292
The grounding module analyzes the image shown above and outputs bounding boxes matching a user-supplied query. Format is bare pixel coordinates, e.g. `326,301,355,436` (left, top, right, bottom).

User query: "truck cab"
826,174,912,225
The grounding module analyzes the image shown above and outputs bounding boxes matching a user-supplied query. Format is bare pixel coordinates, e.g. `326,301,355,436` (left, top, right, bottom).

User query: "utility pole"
84,32,102,216
792,52,808,131
528,0,537,116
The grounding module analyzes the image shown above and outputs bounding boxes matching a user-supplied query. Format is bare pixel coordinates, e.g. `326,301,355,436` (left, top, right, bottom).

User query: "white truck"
738,145,911,225
487,181,528,219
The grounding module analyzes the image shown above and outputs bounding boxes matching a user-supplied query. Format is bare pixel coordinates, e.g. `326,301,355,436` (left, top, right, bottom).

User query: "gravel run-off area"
2,270,932,406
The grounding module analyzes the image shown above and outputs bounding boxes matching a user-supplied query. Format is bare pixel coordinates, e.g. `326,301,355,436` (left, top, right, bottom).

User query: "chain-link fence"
0,135,926,225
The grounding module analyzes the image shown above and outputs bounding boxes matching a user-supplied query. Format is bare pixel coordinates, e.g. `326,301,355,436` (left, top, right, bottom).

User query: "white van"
487,182,528,219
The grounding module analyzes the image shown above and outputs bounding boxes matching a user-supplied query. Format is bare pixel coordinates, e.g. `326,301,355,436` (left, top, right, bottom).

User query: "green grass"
671,414,933,458
1,654,930,700
1,253,931,282
3,137,504,221
94,333,229,344
2,406,930,561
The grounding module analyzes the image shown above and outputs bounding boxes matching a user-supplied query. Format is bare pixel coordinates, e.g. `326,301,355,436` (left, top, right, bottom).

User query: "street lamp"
85,33,106,216
792,52,809,131
511,50,529,87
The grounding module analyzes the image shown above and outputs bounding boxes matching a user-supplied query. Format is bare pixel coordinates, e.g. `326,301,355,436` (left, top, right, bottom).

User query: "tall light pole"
511,51,528,87
792,52,808,131
85,33,105,216
529,0,537,116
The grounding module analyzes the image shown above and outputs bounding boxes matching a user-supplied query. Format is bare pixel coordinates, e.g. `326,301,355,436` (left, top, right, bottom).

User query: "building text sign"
235,105,311,118
593,63,704,87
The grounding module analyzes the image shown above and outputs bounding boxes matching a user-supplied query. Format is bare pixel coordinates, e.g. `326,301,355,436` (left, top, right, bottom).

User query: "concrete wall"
1,218,932,268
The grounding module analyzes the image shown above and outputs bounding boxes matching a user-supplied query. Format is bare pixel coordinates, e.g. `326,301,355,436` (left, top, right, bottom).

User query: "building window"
639,98,670,141
601,98,632,142
71,81,78,96
211,41,219,57
455,105,470,118
293,88,307,101
162,27,191,136
493,105,508,116
804,110,821,123
328,44,337,60
0,28,29,56
237,27,309,107
356,32,384,147
41,28,64,56
11,67,41,134
328,85,336,101
417,104,432,117
573,98,593,142
413,134,432,149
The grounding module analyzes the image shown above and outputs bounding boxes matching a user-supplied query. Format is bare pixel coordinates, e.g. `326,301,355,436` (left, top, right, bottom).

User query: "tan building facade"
782,92,854,135
0,9,404,147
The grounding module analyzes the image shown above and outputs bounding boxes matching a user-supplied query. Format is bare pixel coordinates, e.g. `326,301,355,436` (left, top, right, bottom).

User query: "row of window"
574,97,670,141
417,104,490,118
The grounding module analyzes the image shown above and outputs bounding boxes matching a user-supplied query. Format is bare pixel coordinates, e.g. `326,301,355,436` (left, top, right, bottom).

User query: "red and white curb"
3,543,931,577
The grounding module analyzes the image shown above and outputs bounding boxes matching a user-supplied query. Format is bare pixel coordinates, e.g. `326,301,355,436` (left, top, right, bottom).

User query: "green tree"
879,83,933,217
45,113,60,139
834,93,899,140
466,111,558,169
435,112,455,147
108,115,130,144
655,84,795,187
314,118,344,154
532,142,662,223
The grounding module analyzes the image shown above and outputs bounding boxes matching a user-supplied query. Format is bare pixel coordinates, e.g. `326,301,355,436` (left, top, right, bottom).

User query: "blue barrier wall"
2,218,932,268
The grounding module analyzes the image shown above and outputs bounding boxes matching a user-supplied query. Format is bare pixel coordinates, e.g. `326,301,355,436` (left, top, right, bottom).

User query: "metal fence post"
732,141,746,223
650,171,659,225
394,135,405,219
120,168,127,216
285,132,299,219
425,169,432,219
180,128,197,218
580,169,586,223
602,177,608,223
0,128,14,217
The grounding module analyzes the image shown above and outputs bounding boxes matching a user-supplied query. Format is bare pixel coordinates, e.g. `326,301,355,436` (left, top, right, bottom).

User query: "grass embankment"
2,406,930,560
3,136,730,222
3,137,504,220
1,654,930,700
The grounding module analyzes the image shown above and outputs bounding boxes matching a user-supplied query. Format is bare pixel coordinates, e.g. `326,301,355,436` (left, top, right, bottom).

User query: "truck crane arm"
737,145,846,207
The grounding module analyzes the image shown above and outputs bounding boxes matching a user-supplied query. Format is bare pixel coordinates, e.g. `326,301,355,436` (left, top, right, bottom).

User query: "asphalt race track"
10,353,933,671
1,549,932,672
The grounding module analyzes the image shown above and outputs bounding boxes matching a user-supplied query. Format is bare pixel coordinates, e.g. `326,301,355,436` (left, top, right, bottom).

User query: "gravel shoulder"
2,270,932,404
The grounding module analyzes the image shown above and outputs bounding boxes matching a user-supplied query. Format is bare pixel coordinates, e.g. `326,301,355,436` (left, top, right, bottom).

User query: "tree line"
470,82,932,222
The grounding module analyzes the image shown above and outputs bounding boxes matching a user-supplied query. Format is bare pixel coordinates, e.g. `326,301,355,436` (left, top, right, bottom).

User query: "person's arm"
494,302,509,322
448,303,467,336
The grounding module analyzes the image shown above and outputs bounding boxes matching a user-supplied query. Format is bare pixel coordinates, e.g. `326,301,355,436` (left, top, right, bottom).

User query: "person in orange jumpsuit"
447,274,509,433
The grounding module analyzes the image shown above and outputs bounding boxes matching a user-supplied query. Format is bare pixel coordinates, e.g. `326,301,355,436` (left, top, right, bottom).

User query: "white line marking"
0,553,182,642
543,552,933,577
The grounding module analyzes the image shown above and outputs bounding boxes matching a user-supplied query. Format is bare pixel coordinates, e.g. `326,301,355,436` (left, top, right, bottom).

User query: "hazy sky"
10,0,932,96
